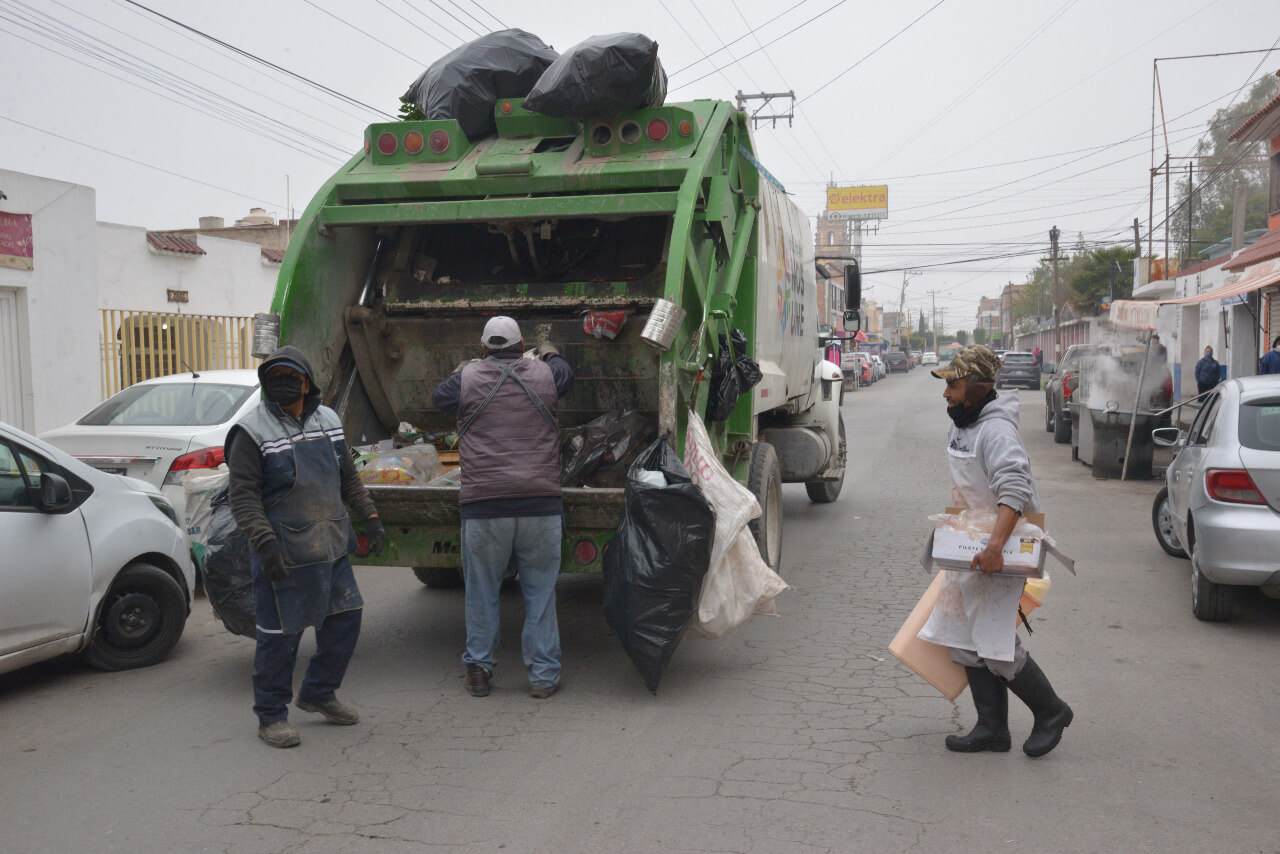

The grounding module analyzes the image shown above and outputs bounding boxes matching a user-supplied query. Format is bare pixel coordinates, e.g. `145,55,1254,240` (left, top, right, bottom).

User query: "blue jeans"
252,607,362,726
461,515,563,689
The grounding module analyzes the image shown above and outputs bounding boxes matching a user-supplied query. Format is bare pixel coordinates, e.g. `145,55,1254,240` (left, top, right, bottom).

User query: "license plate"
94,466,127,476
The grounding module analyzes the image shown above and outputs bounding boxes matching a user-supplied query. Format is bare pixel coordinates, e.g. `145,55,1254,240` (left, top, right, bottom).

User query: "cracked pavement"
2,370,1277,852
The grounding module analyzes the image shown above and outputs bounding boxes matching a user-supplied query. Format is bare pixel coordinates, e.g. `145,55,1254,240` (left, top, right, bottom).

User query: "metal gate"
100,309,257,398
0,289,30,429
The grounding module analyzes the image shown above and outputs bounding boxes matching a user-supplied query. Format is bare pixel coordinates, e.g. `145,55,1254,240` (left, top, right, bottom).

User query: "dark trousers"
252,608,362,726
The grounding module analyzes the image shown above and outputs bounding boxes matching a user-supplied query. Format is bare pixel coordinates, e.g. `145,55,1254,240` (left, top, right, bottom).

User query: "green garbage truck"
254,97,857,586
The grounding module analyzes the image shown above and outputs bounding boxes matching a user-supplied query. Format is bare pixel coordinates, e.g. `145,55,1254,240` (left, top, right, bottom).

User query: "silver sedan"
1151,375,1280,621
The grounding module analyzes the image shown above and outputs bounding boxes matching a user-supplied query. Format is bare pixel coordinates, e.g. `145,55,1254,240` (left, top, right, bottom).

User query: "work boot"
1004,655,1073,757
465,663,491,697
258,720,301,749
945,666,1011,753
296,696,360,725
529,682,560,699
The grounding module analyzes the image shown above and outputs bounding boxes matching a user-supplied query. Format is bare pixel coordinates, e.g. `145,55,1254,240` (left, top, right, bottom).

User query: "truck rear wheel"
413,567,463,589
748,442,783,571
805,415,845,504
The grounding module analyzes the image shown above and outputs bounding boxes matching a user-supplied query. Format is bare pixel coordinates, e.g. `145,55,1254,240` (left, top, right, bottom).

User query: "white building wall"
96,222,278,316
0,169,99,434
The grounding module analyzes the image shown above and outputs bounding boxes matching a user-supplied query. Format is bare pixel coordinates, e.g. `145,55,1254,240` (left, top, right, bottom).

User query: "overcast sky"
2,0,1278,327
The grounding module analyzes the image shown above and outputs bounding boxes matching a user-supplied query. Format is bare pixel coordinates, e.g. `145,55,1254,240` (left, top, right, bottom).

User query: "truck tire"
748,442,783,571
413,566,463,589
1052,405,1072,443
84,562,188,671
805,415,845,504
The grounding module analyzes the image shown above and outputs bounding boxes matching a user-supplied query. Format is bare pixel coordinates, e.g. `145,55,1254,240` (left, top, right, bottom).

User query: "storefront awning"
1109,257,1280,330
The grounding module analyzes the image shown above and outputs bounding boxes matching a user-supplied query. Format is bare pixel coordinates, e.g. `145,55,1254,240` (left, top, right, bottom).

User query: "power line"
306,0,426,64
459,0,507,29
669,0,816,76
381,0,463,47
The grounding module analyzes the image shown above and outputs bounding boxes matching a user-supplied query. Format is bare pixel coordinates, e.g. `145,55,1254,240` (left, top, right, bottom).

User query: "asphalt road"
2,369,1277,853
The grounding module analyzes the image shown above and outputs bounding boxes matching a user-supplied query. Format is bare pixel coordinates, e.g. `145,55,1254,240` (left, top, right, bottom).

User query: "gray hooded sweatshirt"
947,390,1039,515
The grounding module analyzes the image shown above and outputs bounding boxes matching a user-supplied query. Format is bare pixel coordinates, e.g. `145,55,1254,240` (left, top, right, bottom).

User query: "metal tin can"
640,299,686,351
252,312,281,358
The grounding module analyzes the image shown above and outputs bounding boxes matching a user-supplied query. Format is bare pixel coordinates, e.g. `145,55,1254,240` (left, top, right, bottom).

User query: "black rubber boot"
1005,655,1073,757
945,666,1011,753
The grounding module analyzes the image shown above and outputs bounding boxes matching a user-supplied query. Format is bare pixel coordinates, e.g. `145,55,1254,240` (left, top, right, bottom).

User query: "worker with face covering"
1195,346,1221,396
225,346,385,748
918,345,1073,758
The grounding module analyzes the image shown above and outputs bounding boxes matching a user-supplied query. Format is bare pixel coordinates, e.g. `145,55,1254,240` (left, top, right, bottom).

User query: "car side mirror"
1151,427,1183,448
36,472,74,512
1042,363,1055,374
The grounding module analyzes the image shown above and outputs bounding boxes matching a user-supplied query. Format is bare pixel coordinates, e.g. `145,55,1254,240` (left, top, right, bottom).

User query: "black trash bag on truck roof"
603,435,714,693
559,409,657,488
523,33,667,121
202,485,256,639
402,29,558,140
706,329,763,422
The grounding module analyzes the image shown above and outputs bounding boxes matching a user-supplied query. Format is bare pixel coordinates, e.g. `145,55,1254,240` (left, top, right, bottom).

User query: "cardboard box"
928,508,1047,579
888,571,968,700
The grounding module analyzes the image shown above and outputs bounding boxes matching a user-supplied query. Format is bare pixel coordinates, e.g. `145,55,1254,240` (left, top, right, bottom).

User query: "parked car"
922,351,938,366
1043,344,1109,444
0,420,195,675
869,354,887,381
885,350,911,373
996,351,1040,390
41,370,260,521
911,351,923,365
1150,376,1280,620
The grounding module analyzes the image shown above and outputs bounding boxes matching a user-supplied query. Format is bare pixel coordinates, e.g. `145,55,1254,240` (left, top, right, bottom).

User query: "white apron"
917,421,1024,662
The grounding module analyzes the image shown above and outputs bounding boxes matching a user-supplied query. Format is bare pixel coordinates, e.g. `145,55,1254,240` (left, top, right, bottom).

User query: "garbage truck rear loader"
258,98,853,584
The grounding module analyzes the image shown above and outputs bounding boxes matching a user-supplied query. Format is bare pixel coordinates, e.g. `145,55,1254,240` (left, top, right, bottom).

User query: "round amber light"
403,131,424,154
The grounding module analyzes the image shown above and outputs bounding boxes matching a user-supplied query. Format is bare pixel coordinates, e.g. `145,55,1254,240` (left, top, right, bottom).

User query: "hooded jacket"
225,347,376,554
947,390,1039,514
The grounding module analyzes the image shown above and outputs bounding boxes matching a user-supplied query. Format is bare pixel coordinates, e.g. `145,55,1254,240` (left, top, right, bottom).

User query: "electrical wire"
306,0,426,63
383,0,464,46
669,0,816,77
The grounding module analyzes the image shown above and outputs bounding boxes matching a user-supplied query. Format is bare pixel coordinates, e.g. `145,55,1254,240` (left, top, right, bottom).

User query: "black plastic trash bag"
202,485,256,638
603,436,715,693
559,409,657,488
523,33,666,120
402,29,558,140
706,329,763,422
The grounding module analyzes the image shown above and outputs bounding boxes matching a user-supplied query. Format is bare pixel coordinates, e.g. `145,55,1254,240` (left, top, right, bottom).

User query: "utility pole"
1050,225,1061,362
929,290,939,354
899,268,921,350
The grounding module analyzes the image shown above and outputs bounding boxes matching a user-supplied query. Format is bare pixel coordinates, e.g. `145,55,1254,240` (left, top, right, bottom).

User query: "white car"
922,351,938,366
0,421,195,675
868,354,887,381
41,370,260,519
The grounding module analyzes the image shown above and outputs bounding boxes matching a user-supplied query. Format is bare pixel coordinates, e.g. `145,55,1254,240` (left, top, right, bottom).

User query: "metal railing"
99,309,258,398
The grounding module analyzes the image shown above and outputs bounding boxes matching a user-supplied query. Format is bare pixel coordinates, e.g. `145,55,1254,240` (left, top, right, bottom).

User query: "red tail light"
1205,469,1266,504
572,538,598,565
1063,371,1077,401
646,118,669,142
163,447,225,485
377,132,398,156
428,129,450,153
1163,377,1173,398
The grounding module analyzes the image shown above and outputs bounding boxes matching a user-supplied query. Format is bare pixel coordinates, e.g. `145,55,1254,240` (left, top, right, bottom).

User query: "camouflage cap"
931,344,1001,382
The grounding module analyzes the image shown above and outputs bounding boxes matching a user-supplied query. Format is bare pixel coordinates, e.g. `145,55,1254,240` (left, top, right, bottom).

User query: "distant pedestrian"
1260,336,1280,375
1032,347,1042,366
1151,334,1167,362
920,345,1073,758
1195,347,1221,395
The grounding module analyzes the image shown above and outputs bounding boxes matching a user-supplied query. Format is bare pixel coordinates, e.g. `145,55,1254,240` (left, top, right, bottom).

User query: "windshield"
79,382,257,427
1003,354,1035,364
1239,398,1280,452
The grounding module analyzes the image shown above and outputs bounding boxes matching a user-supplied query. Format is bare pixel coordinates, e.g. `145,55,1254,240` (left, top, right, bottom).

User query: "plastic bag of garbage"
202,485,256,638
683,412,788,638
928,506,1045,540
706,329,762,422
426,466,461,487
183,467,228,569
359,445,441,485
523,32,666,120
402,29,558,140
559,409,656,487
603,435,714,693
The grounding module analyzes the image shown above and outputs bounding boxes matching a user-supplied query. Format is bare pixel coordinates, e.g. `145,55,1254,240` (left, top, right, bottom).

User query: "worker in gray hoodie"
918,345,1073,758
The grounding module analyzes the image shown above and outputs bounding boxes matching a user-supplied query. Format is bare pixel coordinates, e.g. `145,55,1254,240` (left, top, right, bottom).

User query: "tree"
1069,246,1136,314
917,310,929,333
908,334,928,350
398,98,426,120
956,328,969,345
973,327,988,345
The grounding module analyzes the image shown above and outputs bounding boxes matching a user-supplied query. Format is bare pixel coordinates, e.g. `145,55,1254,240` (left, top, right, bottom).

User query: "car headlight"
148,493,181,528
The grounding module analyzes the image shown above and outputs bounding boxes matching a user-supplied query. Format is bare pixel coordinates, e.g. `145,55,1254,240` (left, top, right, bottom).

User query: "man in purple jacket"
432,317,574,699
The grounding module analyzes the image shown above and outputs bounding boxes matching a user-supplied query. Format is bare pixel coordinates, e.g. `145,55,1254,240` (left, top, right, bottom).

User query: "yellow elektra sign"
826,185,889,221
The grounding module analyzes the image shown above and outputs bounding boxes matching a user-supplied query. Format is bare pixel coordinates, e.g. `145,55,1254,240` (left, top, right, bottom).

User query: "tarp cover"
403,29,558,140
523,33,666,120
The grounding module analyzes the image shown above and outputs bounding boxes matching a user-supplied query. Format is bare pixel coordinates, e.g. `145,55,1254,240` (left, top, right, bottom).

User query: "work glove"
534,341,560,361
258,539,289,582
364,516,386,557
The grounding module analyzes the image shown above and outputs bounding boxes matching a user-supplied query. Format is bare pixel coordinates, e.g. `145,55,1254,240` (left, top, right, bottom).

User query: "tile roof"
261,247,286,263
1175,253,1229,279
1224,227,1280,271
1229,84,1280,143
146,231,205,256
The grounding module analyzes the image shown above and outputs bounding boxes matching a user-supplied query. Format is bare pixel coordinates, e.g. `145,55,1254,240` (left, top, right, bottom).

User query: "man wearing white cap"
432,317,574,698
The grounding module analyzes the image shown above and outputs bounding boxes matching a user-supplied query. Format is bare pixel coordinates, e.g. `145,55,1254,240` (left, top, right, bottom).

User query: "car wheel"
413,566,463,588
1045,405,1054,433
748,442,783,571
805,415,845,504
1151,487,1188,558
1052,407,1072,444
1191,547,1233,622
84,563,188,671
